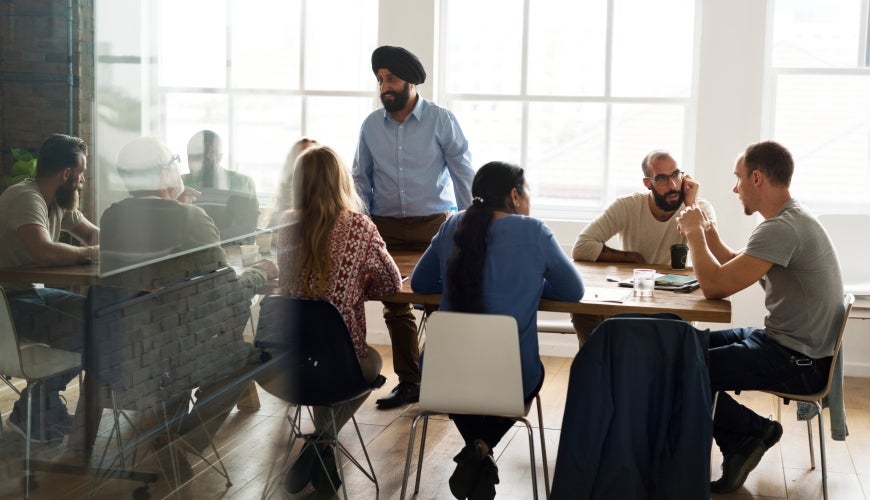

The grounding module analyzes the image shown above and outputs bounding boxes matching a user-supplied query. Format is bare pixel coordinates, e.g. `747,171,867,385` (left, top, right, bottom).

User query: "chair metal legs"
810,400,828,500
534,394,551,499
401,395,550,500
761,397,828,500
262,403,378,499
24,383,33,499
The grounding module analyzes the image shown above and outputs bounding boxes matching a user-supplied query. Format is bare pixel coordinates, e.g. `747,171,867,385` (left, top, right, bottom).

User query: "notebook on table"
617,273,700,292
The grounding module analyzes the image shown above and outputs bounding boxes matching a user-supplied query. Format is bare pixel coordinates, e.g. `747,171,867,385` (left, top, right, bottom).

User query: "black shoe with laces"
710,436,766,494
7,406,64,444
311,446,341,494
449,441,485,499
283,443,318,494
375,381,420,409
45,393,74,434
469,455,499,500
761,418,783,450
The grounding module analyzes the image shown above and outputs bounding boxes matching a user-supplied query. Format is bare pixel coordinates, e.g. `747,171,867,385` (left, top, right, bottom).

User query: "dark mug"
670,244,688,269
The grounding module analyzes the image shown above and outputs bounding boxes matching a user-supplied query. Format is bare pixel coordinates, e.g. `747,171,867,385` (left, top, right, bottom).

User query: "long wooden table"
0,250,733,363
0,262,101,288
385,251,731,324
0,249,731,324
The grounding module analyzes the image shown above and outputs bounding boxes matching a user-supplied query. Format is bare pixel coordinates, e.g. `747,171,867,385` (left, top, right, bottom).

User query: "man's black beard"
56,180,81,211
652,188,683,212
381,82,411,112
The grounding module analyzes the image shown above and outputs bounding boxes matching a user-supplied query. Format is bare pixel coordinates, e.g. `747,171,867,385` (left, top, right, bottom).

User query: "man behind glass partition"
0,133,99,442
99,136,277,476
181,130,259,241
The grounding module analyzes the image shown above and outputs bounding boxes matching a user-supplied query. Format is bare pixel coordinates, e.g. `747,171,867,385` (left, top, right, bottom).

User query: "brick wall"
0,0,95,217
89,268,257,413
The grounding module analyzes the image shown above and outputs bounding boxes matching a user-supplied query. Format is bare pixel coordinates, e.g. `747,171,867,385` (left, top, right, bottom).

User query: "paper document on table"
582,287,632,303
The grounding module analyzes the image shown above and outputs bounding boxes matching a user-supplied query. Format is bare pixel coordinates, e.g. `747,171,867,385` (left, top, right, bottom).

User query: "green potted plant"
4,148,37,187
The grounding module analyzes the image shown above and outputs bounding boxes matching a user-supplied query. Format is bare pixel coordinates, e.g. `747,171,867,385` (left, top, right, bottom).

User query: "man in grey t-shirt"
677,140,844,493
0,134,99,443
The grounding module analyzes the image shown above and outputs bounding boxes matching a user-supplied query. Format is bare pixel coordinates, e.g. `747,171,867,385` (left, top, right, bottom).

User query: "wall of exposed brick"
0,0,95,217
89,268,257,413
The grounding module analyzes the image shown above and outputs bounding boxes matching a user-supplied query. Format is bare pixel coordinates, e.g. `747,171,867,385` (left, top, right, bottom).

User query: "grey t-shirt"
0,179,84,291
745,199,844,358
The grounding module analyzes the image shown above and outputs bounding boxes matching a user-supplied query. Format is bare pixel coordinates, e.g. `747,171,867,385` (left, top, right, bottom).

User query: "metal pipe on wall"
67,0,74,135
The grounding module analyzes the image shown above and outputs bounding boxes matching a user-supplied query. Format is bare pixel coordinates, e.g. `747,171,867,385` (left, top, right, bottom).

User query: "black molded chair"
254,295,384,499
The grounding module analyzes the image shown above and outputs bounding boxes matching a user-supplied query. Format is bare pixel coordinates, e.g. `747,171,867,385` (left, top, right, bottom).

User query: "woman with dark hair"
411,161,584,499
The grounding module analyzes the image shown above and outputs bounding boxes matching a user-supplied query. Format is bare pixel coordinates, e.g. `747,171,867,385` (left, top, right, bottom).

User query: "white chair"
0,286,82,499
724,294,854,500
400,311,550,499
818,214,870,295
757,293,854,500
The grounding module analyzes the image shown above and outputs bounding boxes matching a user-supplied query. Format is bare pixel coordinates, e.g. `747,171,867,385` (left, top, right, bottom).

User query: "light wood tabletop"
384,250,731,324
0,248,731,324
0,262,101,287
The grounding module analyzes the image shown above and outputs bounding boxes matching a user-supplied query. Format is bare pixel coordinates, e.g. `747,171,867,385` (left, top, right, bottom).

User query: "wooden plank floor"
3,345,870,499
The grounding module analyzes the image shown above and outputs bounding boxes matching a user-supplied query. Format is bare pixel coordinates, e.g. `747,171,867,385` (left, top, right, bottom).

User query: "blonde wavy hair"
285,145,362,296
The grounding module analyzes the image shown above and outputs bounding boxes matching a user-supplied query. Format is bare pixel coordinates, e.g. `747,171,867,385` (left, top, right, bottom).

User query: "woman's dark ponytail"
447,162,525,312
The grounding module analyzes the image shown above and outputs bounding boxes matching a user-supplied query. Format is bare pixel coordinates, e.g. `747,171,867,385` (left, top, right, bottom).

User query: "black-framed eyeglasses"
166,154,181,168
647,170,684,186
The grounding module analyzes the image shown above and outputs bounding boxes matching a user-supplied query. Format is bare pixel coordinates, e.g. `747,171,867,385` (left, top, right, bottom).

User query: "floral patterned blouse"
278,210,401,358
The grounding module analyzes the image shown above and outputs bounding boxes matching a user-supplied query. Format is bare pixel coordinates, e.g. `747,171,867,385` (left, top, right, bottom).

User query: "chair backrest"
814,293,855,399
255,295,369,407
419,311,526,417
194,188,260,242
818,214,870,295
552,316,713,498
0,286,26,378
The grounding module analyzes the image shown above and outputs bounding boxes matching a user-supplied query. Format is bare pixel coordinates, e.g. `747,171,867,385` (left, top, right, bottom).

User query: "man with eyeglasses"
0,133,99,442
569,150,716,344
99,136,277,479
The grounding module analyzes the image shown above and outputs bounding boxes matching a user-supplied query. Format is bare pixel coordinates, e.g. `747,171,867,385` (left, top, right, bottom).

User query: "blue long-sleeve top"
351,96,474,217
411,212,584,396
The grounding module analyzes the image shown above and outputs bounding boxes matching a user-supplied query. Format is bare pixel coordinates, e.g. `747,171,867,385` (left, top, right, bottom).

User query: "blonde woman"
273,145,401,494
265,137,317,228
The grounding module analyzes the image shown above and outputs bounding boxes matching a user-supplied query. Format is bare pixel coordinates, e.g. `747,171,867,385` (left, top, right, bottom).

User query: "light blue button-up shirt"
352,96,474,217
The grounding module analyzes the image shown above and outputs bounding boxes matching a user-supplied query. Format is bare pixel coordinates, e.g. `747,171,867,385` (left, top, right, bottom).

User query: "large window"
95,0,378,221
94,0,870,229
769,0,870,214
440,0,699,220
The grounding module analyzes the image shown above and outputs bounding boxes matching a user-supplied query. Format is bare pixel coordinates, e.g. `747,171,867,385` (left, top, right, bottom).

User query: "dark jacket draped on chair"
552,315,712,500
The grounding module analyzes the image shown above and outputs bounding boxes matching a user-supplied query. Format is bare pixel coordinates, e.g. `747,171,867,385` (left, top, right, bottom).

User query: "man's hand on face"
682,174,699,207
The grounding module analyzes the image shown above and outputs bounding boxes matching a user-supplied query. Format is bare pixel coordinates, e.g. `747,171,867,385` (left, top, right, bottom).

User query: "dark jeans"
709,327,831,453
8,288,85,398
450,367,545,451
